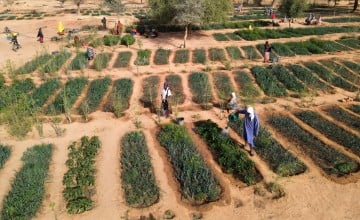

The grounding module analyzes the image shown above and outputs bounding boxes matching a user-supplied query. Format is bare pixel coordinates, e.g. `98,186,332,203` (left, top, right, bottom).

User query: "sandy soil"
0,1,360,220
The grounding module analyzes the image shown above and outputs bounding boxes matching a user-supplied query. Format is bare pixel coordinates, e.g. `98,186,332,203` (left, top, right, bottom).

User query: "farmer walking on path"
37,28,44,43
232,106,260,156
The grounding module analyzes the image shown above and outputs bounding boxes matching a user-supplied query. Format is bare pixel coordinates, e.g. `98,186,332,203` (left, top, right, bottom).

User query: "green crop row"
268,115,359,176
0,78,35,110
287,64,333,92
31,79,62,108
46,77,88,115
323,17,360,23
213,72,234,101
251,66,287,97
208,48,226,62
134,49,151,66
104,78,133,117
158,123,222,204
93,53,112,71
40,50,72,74
340,60,360,74
68,53,88,70
1,144,52,219
319,60,360,85
270,43,295,57
295,110,360,157
226,46,242,60
348,104,360,114
103,35,121,46
241,46,262,60
229,119,307,176
173,49,189,63
194,120,260,185
233,71,261,98
16,53,52,74
225,32,242,41
121,131,159,207
79,77,112,114
283,41,312,55
192,49,207,64
336,37,360,49
309,38,351,52
165,74,185,105
213,33,229,41
113,51,132,68
303,62,357,92
0,145,11,169
154,48,171,65
188,72,213,107
140,75,160,112
271,65,307,93
323,106,360,133
63,136,100,214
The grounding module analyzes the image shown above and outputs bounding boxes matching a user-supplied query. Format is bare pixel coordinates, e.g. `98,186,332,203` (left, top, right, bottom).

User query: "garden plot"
303,62,357,92
208,48,227,62
233,71,261,99
103,78,133,117
226,46,243,60
324,17,360,23
0,78,35,110
283,42,312,55
336,37,360,49
241,46,262,60
92,53,112,71
134,49,151,66
63,136,100,214
213,33,230,41
270,65,307,94
295,110,360,157
340,60,360,74
31,79,62,109
268,43,295,57
188,72,213,108
173,50,189,64
195,120,262,185
68,53,89,70
225,33,241,41
229,119,307,176
319,60,360,85
46,77,88,115
192,49,207,64
78,77,112,114
213,72,235,102
0,145,11,169
165,74,185,105
308,38,351,52
287,64,333,93
158,124,222,204
15,53,52,75
322,106,360,133
1,144,52,219
121,131,159,207
40,50,72,75
348,104,360,115
251,66,287,97
154,48,171,65
140,75,160,112
113,51,132,68
268,115,359,176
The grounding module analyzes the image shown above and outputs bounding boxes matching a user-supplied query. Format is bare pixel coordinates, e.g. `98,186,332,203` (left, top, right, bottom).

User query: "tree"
278,0,308,27
73,0,84,15
201,0,233,24
103,0,125,19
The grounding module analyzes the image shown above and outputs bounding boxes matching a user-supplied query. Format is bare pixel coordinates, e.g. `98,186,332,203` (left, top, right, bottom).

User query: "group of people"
305,13,322,25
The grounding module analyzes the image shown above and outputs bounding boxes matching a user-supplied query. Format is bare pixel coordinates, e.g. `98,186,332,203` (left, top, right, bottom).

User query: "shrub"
0,145,11,169
270,65,307,93
0,144,52,219
208,48,226,62
92,53,112,71
104,78,133,117
103,35,120,46
323,106,360,132
188,72,213,107
158,124,222,204
213,72,234,101
233,71,260,98
295,110,360,157
225,46,242,60
31,79,62,108
192,49,206,64
40,50,72,74
241,46,262,60
165,74,185,104
16,53,52,74
319,60,360,84
79,77,111,113
194,120,261,185
121,34,135,46
154,48,171,65
121,131,159,207
229,119,306,176
213,33,229,41
251,66,287,97
113,51,132,68
173,50,189,63
134,49,151,65
140,75,160,112
268,115,359,176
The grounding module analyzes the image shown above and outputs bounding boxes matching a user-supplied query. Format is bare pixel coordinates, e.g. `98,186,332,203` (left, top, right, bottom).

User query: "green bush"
1,144,52,219
165,74,185,104
31,79,62,108
113,51,132,68
140,75,160,112
188,72,213,106
251,66,287,97
134,49,151,65
194,120,260,185
233,71,260,98
121,34,135,46
173,50,189,63
271,65,307,93
268,115,359,176
92,53,112,71
226,46,242,60
103,35,121,46
0,145,11,169
213,72,235,101
213,33,229,41
229,119,306,176
154,48,171,65
241,46,262,60
323,106,360,132
121,131,159,207
79,77,111,113
295,110,360,157
192,49,207,64
158,124,222,204
104,78,133,117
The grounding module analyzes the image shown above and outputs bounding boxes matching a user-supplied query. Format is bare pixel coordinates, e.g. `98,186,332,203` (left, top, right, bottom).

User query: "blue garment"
236,109,260,148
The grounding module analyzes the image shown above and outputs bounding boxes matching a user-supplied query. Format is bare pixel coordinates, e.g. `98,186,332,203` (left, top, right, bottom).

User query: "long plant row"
1,144,53,219
194,120,261,185
319,60,360,85
16,53,52,75
322,106,360,133
213,72,235,102
121,131,159,207
0,145,11,169
31,79,62,108
140,75,160,112
270,65,307,93
348,104,360,115
40,50,72,74
63,136,100,214
188,72,213,108
233,71,261,99
165,74,185,105
251,66,287,97
104,78,134,117
158,124,222,204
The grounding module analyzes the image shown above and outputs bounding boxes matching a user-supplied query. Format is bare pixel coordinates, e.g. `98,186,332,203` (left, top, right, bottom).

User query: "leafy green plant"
268,115,359,176
16,53,52,74
295,110,360,157
140,75,160,112
92,53,112,71
194,120,261,185
121,131,159,207
104,78,133,117
173,49,189,63
225,46,242,60
0,78,36,110
165,74,185,104
113,51,132,68
271,65,307,93
79,77,111,114
229,119,306,176
322,106,360,133
241,46,262,60
158,123,222,204
213,72,234,101
154,48,171,65
251,66,287,97
68,53,88,70
134,49,151,65
192,49,206,64
233,71,260,99
1,144,52,219
188,72,213,107
31,79,62,108
0,145,11,169
121,34,135,47
212,33,229,41
103,35,121,46
40,50,72,75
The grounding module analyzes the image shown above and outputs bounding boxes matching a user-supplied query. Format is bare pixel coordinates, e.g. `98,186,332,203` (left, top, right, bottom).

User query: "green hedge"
188,72,213,106
121,131,159,207
31,79,61,108
104,78,133,116
1,144,52,219
79,77,111,113
251,66,287,97
158,124,222,204
0,145,11,169
113,51,132,68
233,71,260,98
323,106,360,132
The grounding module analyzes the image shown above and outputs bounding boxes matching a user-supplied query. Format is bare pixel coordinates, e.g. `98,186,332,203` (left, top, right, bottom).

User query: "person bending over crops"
226,92,238,113
232,106,260,156
161,82,172,118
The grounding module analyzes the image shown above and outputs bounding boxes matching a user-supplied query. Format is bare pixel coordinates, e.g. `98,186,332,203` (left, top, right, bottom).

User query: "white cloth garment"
161,87,172,100
247,106,255,121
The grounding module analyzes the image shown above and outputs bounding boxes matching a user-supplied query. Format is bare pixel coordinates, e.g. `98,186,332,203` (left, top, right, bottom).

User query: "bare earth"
0,1,360,220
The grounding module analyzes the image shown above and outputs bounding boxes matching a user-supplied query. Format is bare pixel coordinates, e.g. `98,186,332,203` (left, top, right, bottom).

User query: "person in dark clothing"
161,81,172,118
101,17,107,30
264,41,273,63
37,28,44,43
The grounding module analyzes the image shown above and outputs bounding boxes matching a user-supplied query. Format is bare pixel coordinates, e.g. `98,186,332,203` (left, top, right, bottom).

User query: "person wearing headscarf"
37,28,44,43
233,106,260,156
161,81,172,118
227,92,238,113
